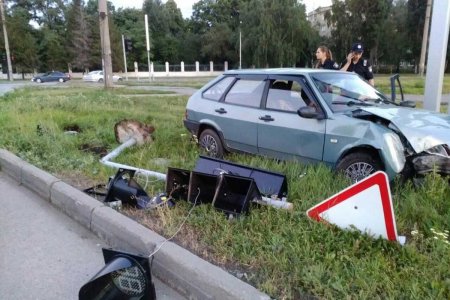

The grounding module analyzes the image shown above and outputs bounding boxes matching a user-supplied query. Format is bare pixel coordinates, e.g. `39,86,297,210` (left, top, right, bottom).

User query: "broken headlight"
383,132,406,173
425,144,450,157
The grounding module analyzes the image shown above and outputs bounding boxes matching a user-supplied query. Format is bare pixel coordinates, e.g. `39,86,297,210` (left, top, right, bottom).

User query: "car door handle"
215,108,227,114
259,115,274,121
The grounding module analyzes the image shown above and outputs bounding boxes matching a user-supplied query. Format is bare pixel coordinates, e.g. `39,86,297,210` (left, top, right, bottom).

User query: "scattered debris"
194,155,288,199
89,123,293,217
104,168,152,209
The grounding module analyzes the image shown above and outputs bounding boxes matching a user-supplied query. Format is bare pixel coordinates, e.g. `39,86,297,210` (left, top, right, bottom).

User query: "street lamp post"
0,0,13,81
239,21,242,69
121,34,128,81
145,14,152,82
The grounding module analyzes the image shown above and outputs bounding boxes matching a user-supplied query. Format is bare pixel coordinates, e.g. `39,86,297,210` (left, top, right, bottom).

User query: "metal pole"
419,0,432,76
0,0,13,81
121,34,128,81
239,21,242,69
423,0,450,113
145,14,152,82
98,0,113,88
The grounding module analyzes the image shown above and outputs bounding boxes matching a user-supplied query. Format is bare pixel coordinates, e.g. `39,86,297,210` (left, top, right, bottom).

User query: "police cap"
351,42,364,53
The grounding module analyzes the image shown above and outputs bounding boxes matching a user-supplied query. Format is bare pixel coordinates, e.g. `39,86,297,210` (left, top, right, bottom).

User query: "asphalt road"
0,172,185,300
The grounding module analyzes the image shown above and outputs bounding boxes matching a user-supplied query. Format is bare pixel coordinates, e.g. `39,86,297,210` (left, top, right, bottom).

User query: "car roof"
223,68,348,76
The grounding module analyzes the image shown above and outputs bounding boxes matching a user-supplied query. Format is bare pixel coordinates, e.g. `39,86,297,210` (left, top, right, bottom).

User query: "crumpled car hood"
360,107,450,153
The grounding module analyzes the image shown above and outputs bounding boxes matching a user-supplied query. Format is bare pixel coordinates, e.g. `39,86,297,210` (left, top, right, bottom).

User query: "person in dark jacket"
315,46,339,70
340,42,374,86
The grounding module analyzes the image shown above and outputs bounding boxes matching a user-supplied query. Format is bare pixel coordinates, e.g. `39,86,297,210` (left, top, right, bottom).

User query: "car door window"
203,76,234,101
266,80,309,112
224,79,265,107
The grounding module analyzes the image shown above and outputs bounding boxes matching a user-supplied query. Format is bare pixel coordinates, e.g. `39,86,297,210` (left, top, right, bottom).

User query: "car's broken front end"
359,107,450,179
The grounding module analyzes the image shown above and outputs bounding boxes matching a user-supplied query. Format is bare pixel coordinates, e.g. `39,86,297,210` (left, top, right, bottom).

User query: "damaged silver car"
183,69,450,182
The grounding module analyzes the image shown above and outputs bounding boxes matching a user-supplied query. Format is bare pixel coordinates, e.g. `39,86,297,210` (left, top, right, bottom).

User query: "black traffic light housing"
79,248,156,300
125,38,133,52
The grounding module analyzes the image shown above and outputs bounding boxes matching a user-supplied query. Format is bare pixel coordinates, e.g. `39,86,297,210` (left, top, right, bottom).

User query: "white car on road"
82,70,123,83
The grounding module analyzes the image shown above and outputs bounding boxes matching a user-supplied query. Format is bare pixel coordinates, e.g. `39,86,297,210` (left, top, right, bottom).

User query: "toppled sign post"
307,171,406,245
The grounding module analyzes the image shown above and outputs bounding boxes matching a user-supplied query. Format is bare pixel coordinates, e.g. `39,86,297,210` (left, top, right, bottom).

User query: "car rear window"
224,79,265,107
203,76,235,101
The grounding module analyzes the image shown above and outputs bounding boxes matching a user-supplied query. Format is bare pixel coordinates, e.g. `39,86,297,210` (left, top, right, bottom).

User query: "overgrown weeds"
0,86,449,299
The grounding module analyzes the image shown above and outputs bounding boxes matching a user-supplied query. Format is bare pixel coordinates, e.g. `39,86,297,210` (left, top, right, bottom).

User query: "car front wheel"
36,78,42,83
336,152,382,183
59,78,64,83
199,129,224,158
98,78,103,83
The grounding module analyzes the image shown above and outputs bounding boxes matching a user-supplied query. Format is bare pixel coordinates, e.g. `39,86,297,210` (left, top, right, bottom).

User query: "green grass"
0,86,449,299
374,74,450,94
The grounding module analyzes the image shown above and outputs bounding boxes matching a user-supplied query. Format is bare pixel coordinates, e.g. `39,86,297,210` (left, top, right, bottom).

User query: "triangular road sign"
307,171,399,241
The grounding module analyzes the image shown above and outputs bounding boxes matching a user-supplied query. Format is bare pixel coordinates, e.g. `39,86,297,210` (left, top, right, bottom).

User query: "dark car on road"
31,71,71,83
183,68,450,183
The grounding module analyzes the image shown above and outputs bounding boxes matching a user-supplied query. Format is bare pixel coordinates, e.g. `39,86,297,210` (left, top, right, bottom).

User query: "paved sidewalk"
0,172,185,300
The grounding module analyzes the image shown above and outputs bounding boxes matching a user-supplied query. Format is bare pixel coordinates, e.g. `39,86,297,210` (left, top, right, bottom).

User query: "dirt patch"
78,143,108,157
63,124,82,133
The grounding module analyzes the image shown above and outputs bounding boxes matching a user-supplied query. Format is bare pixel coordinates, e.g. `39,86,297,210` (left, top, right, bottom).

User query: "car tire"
118,78,123,82
336,152,382,183
98,78,103,83
199,129,224,158
59,78,64,83
36,78,42,83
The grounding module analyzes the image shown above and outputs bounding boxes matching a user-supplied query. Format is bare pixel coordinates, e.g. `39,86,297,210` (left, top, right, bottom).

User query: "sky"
109,0,332,19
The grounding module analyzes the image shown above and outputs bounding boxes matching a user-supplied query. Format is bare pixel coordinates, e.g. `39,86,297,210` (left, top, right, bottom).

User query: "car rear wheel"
36,78,42,83
336,152,382,183
199,129,224,158
59,78,64,83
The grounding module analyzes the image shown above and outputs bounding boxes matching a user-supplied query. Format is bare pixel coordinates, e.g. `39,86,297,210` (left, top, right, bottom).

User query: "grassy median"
0,84,449,299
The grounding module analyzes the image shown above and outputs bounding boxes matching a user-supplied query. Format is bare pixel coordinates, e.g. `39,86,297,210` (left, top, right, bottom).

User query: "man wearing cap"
340,42,374,86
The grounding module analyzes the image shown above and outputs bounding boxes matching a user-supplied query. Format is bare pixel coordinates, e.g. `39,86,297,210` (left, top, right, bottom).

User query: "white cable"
148,188,200,258
135,173,162,190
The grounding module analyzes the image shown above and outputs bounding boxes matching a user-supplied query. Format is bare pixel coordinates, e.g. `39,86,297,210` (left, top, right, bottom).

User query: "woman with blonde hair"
315,46,339,70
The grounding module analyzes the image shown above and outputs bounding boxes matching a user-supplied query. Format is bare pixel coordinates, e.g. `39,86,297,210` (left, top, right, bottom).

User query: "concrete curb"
0,149,270,300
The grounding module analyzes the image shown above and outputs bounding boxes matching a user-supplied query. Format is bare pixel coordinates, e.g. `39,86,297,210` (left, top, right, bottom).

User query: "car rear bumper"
184,119,200,136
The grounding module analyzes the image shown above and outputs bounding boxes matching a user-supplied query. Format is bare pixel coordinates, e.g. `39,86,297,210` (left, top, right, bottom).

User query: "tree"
326,0,392,65
406,0,427,71
112,8,145,70
377,0,410,72
5,2,39,74
66,0,90,72
240,0,314,68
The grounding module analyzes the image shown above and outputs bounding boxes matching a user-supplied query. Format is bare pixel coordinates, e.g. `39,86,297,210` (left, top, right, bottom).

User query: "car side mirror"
298,106,323,119
399,100,416,108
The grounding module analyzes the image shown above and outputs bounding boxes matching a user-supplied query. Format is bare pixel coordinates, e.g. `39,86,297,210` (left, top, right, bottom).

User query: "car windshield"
311,72,390,112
